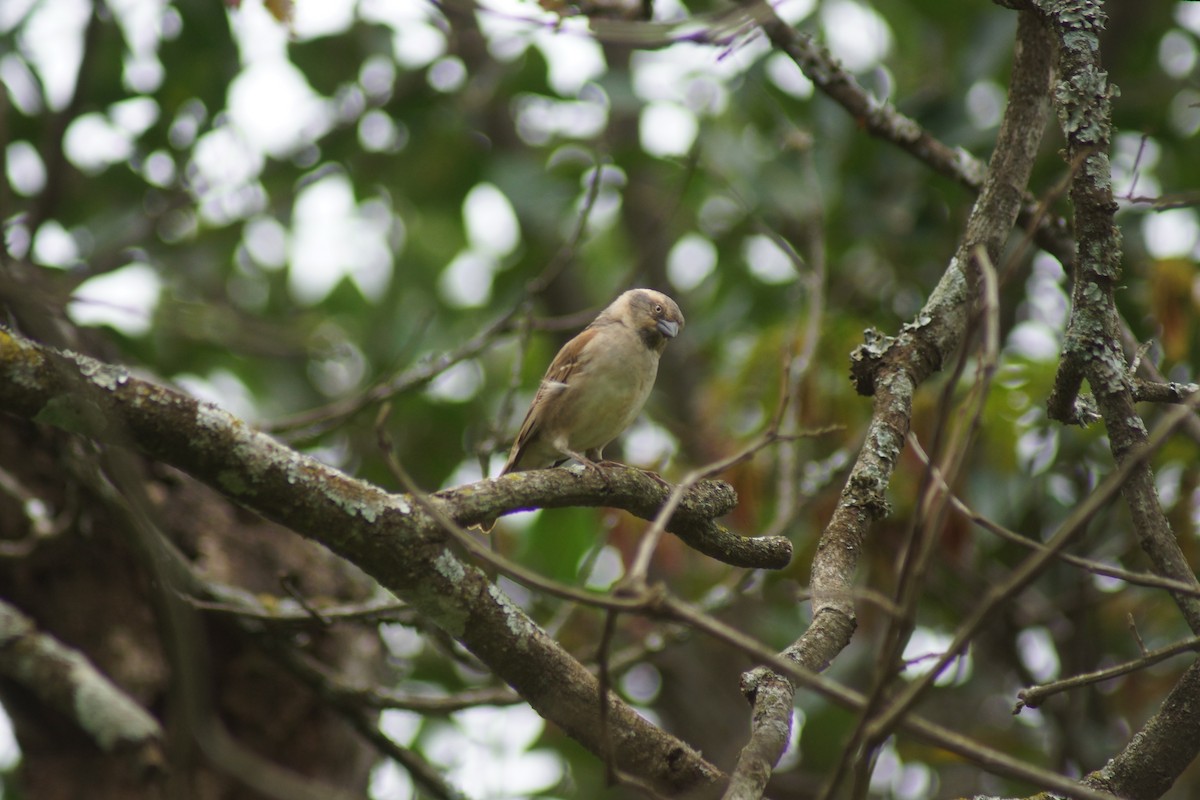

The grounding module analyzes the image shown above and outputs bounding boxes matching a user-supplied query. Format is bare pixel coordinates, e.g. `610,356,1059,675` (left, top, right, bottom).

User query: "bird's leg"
588,447,671,490
564,448,601,470
585,448,671,490
587,448,626,470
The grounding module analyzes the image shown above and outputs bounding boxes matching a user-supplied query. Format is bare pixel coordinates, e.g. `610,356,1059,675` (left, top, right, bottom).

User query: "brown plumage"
500,288,684,476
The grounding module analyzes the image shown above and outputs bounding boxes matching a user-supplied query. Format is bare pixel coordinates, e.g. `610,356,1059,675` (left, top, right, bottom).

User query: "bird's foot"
565,451,616,492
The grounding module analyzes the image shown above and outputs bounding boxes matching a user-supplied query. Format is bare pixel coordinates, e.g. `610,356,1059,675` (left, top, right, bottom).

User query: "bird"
497,287,684,483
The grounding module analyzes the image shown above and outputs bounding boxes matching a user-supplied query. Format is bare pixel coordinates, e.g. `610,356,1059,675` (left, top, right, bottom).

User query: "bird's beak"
656,319,680,339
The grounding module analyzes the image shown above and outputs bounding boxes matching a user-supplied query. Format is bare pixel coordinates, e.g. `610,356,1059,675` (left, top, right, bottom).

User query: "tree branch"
447,466,791,570
0,597,163,757
752,0,1076,268
725,9,1054,797
1081,658,1200,800
1016,636,1200,712
0,326,724,796
1035,0,1200,635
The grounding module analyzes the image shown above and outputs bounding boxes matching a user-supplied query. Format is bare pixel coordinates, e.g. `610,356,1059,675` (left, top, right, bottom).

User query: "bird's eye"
654,304,663,314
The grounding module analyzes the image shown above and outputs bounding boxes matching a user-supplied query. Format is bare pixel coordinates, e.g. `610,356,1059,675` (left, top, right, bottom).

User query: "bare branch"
450,466,791,570
658,597,1122,800
823,245,1004,799
0,326,723,795
263,641,474,800
1130,378,1200,405
1016,635,1200,712
1082,658,1200,800
863,393,1200,745
267,305,522,435
1034,0,1200,635
722,10,1056,797
750,0,1075,268
908,435,1200,598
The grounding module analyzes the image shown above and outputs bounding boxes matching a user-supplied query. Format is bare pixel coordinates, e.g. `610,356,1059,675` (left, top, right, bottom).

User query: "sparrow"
500,288,684,476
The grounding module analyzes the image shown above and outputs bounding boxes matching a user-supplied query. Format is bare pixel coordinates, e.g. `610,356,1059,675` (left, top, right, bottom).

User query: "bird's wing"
501,327,598,473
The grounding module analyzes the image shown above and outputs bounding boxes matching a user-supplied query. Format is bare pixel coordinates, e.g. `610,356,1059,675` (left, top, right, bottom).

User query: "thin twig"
1129,614,1148,657
265,639,471,800
268,306,522,435
908,437,1200,599
185,594,413,625
597,609,620,787
762,212,828,541
656,596,1121,800
1016,635,1200,713
623,331,805,591
274,640,519,713
863,392,1200,745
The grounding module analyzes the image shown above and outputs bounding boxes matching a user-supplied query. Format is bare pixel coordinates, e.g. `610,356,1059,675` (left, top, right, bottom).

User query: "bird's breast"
563,336,659,451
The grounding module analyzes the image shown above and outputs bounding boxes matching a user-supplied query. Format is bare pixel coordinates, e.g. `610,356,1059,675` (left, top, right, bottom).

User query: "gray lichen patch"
954,148,987,187
413,549,471,636
326,482,384,523
194,401,237,434
69,351,131,392
487,582,537,649
867,424,902,464
433,549,466,584
71,650,162,751
195,400,392,522
0,601,161,752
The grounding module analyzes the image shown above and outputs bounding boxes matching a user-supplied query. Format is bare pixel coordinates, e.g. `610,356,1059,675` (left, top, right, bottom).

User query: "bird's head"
615,288,685,351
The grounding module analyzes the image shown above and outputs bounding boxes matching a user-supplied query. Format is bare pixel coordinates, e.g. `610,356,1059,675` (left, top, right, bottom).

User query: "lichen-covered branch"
724,10,1054,798
0,597,163,756
1034,0,1200,635
0,326,724,795
446,467,791,570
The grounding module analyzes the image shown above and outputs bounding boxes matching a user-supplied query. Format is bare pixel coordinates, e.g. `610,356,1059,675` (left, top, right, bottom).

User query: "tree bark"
0,415,379,799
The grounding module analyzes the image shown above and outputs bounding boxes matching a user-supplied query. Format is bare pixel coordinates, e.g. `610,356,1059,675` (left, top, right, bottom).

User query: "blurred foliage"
4,0,1200,797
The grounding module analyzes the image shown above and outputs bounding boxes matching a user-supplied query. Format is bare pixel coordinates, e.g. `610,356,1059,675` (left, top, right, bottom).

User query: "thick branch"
446,468,791,570
0,327,723,796
1082,658,1200,800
